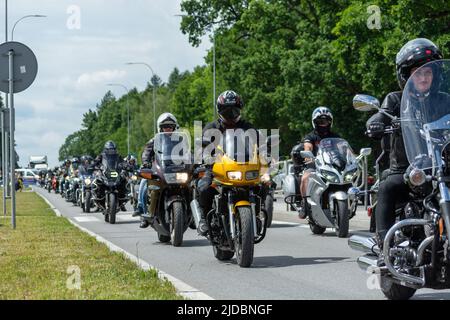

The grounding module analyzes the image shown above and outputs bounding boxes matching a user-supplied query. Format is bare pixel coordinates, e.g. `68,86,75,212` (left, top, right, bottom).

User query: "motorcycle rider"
197,90,255,236
93,141,129,211
138,112,179,228
79,155,94,176
298,107,340,219
366,38,444,250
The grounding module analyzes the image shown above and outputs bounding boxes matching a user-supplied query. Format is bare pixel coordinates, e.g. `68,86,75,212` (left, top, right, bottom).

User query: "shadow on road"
268,224,299,228
180,239,211,247
251,255,349,268
412,291,450,300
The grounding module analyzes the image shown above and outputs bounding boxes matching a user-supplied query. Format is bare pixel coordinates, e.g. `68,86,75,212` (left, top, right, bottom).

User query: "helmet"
64,159,71,166
312,107,333,129
157,113,178,132
103,141,117,155
396,38,443,89
71,157,79,164
216,90,244,125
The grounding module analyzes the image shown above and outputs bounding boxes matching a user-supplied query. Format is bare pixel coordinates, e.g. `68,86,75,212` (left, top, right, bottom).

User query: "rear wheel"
171,202,184,247
265,195,274,228
158,233,171,243
213,246,234,261
309,220,326,235
380,275,416,300
335,200,350,238
235,206,254,268
108,194,117,224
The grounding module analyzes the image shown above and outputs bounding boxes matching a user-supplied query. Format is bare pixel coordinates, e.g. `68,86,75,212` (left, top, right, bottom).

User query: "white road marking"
116,214,139,221
73,216,100,222
271,220,300,226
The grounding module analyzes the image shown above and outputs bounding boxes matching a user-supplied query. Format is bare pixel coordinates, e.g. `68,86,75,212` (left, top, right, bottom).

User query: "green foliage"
61,0,450,161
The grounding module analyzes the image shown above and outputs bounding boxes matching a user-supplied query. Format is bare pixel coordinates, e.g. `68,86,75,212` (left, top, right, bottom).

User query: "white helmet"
157,112,178,132
312,107,333,129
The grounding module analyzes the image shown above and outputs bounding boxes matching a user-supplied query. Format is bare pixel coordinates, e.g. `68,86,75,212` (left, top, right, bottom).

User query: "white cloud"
76,69,127,88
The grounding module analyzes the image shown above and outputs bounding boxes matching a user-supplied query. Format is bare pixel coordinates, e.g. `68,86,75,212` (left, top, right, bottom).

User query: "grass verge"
0,191,182,300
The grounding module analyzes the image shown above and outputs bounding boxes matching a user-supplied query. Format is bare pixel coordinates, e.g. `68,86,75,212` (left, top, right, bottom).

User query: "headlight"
344,169,358,182
245,170,259,181
131,175,138,181
227,171,242,181
320,170,340,183
409,169,426,186
84,178,91,185
164,173,189,184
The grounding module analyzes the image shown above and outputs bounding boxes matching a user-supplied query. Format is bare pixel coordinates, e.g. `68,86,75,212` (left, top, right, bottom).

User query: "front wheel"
235,206,254,268
380,275,416,300
108,194,117,224
171,202,185,247
84,192,91,213
335,200,349,238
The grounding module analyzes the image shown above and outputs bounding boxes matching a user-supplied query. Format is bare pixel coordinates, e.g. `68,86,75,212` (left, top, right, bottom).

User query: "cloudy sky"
0,0,210,168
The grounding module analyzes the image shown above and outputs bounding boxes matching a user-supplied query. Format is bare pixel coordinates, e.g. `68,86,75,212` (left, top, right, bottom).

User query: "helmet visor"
315,117,332,126
218,106,241,121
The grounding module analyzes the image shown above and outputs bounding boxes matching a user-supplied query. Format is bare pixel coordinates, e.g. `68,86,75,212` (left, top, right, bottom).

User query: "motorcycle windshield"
102,153,120,171
317,138,356,171
223,129,257,163
401,60,450,170
154,132,191,166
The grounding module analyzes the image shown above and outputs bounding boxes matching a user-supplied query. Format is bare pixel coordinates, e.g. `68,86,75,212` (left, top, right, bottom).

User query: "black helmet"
71,157,79,164
216,90,244,125
396,38,443,89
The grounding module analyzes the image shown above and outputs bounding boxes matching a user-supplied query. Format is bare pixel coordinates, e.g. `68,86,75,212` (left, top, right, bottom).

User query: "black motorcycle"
92,154,129,224
349,60,450,300
139,132,193,246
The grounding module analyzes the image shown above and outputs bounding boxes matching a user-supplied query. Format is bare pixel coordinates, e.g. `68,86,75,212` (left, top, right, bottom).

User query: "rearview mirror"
353,94,380,112
359,148,372,157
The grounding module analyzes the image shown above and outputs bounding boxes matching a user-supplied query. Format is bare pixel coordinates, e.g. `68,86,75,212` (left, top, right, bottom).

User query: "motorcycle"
284,138,368,237
190,132,276,267
349,59,450,300
139,132,194,246
127,171,140,213
51,174,59,194
78,173,95,213
92,154,129,224
65,173,81,205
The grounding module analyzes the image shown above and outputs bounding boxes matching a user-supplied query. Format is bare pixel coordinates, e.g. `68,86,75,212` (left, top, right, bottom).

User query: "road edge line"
34,188,214,300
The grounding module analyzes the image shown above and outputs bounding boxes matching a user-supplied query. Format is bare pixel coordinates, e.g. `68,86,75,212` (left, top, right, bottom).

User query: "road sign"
0,41,38,94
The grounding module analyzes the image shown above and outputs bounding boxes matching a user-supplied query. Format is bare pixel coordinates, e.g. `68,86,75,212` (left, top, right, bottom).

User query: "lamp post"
126,62,157,135
174,14,216,120
11,15,47,41
107,83,130,156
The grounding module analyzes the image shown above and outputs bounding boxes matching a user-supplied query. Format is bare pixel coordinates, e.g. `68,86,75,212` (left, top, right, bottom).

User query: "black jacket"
141,139,155,165
367,91,407,173
302,130,341,157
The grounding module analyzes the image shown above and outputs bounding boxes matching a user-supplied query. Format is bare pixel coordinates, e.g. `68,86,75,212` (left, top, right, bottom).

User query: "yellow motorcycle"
191,132,276,267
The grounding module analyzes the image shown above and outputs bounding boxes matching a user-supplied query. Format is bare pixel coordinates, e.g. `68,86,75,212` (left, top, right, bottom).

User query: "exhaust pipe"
348,235,379,254
190,199,202,229
357,255,378,271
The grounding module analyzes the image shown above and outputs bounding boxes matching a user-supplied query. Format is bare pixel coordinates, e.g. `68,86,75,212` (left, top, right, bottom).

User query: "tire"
171,202,184,247
380,275,416,300
158,233,171,243
213,246,234,261
108,194,117,224
309,220,326,235
47,184,51,193
235,206,254,268
84,192,91,213
335,200,350,238
265,195,274,228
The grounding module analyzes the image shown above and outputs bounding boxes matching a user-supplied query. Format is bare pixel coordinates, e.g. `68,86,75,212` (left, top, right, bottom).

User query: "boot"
197,211,209,236
298,197,309,219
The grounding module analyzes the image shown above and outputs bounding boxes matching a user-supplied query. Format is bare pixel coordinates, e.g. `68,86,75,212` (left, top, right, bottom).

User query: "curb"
34,188,213,300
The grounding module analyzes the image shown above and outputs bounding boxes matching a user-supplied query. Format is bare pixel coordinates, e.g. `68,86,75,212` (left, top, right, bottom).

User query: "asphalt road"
34,187,450,300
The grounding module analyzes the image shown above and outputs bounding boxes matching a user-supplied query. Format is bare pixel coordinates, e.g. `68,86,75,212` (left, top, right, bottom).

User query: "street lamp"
107,83,130,156
174,14,216,120
11,15,47,41
125,62,157,135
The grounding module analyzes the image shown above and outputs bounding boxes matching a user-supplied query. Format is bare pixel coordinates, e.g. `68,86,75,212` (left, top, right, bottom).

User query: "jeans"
138,179,148,214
